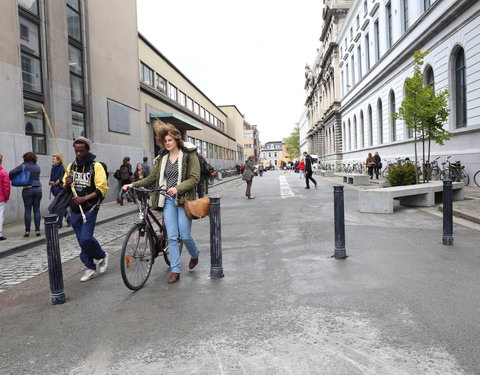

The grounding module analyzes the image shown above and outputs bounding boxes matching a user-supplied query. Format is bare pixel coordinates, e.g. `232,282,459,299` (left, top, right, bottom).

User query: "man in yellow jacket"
63,137,109,282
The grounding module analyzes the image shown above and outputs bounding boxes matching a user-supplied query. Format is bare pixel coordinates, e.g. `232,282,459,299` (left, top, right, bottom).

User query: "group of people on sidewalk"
365,152,382,179
113,156,151,206
293,152,317,189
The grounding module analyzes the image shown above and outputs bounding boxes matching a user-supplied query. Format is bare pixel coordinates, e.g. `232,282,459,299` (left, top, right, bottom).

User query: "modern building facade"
0,0,141,223
243,120,260,162
336,0,480,171
138,34,243,170
304,0,352,168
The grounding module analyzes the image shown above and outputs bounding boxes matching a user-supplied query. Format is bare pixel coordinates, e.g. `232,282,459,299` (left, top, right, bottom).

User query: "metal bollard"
44,214,66,304
209,196,224,278
442,179,454,245
333,185,347,259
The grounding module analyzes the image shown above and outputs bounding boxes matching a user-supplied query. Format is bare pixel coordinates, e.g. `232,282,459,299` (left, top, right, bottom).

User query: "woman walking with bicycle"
123,121,200,284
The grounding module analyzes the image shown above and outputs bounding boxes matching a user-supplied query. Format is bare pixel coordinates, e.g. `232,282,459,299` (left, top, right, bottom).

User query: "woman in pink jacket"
0,154,11,241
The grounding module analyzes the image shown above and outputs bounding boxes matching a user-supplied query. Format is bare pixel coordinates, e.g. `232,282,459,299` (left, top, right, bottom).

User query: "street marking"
279,175,295,198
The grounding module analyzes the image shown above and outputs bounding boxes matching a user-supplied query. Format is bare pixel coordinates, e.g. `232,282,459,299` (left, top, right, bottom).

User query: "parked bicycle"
439,156,469,185
474,168,480,187
120,186,183,290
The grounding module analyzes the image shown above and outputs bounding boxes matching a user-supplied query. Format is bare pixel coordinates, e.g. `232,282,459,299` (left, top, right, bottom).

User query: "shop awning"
150,113,203,131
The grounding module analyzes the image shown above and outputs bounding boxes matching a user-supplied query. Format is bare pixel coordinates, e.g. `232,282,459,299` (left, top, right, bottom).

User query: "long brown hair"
153,120,184,149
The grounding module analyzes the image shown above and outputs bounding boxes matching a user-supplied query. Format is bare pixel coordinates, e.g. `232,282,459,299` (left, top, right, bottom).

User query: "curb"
438,204,480,225
0,208,137,259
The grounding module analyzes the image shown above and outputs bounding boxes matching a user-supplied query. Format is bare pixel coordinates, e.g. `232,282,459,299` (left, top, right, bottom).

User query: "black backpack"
120,164,131,182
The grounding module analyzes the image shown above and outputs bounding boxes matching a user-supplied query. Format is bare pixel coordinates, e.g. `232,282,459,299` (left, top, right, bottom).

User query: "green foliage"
285,124,300,159
393,50,452,183
386,163,418,187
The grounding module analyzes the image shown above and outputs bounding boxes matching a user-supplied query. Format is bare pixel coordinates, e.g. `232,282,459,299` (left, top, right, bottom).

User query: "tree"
393,50,452,183
285,124,300,159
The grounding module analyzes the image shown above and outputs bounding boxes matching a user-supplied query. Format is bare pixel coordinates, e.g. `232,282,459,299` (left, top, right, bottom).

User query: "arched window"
360,110,365,148
368,105,373,146
424,65,434,90
377,98,383,144
348,119,352,151
353,115,357,150
454,48,467,128
389,90,396,142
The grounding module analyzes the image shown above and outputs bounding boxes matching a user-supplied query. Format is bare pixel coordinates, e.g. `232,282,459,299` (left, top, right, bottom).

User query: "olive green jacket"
132,142,200,209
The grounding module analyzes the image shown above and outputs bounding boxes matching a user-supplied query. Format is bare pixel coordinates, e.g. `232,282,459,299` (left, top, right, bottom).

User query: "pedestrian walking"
123,121,201,284
303,151,317,189
49,154,67,228
196,153,210,197
366,152,376,179
9,152,42,237
297,159,305,179
141,156,150,177
242,155,256,199
258,164,264,177
0,154,11,241
63,137,109,282
114,157,132,205
374,151,382,179
133,163,145,182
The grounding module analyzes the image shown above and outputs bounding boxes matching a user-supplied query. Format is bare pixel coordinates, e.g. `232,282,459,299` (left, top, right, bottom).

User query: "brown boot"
167,272,180,284
189,257,199,269
116,199,120,204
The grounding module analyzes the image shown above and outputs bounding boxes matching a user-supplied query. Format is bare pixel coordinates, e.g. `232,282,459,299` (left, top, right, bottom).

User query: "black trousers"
305,171,317,188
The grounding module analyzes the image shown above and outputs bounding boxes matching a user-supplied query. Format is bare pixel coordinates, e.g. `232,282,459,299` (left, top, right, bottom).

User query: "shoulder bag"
183,157,210,220
11,165,32,187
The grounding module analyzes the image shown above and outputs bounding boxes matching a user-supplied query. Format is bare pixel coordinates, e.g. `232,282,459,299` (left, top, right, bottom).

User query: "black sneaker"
0,236,6,241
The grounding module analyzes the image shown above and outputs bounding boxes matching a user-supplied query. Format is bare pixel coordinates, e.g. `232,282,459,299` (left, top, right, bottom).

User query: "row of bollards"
43,197,225,305
332,179,454,259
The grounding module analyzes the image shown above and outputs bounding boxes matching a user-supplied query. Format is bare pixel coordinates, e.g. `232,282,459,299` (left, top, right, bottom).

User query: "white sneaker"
99,252,109,274
80,268,97,282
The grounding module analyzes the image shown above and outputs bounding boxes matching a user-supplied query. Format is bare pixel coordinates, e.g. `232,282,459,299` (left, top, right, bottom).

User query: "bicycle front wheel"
474,170,480,187
120,223,154,290
459,169,469,186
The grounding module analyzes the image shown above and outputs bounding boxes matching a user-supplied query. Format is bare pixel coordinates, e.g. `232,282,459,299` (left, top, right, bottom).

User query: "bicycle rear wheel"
120,223,154,290
162,231,184,266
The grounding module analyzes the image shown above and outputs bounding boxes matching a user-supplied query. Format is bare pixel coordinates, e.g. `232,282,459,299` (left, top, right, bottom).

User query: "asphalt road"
1,170,479,374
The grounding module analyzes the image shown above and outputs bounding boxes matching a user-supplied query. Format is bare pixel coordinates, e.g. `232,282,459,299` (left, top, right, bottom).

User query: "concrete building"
0,0,141,223
298,109,309,154
260,141,283,168
243,120,260,162
138,35,243,170
304,0,352,168
337,0,480,172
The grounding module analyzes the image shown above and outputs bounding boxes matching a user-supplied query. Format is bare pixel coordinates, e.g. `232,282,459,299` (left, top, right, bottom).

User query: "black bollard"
209,196,224,278
44,214,66,304
333,185,347,259
442,179,454,245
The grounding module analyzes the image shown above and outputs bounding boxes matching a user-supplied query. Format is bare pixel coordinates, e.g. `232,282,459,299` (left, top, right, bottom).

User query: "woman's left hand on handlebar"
122,183,133,191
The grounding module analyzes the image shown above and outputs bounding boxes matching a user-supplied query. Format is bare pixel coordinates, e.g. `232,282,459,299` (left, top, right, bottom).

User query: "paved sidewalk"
0,175,242,258
318,174,480,225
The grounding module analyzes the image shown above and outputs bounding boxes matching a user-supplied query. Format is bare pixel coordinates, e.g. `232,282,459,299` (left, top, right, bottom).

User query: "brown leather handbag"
184,194,210,220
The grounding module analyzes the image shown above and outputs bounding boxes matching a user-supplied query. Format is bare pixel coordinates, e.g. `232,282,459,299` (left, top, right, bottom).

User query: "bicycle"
439,156,469,186
474,168,480,187
120,186,183,290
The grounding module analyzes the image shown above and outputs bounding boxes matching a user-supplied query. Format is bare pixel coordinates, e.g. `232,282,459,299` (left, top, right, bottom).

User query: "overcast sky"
136,0,322,143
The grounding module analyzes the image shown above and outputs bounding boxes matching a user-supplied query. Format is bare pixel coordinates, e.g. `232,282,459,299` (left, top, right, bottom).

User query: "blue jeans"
71,209,106,270
163,196,199,273
22,187,42,233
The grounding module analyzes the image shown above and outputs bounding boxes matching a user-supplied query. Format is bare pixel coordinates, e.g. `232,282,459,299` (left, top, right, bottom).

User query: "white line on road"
279,175,295,198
